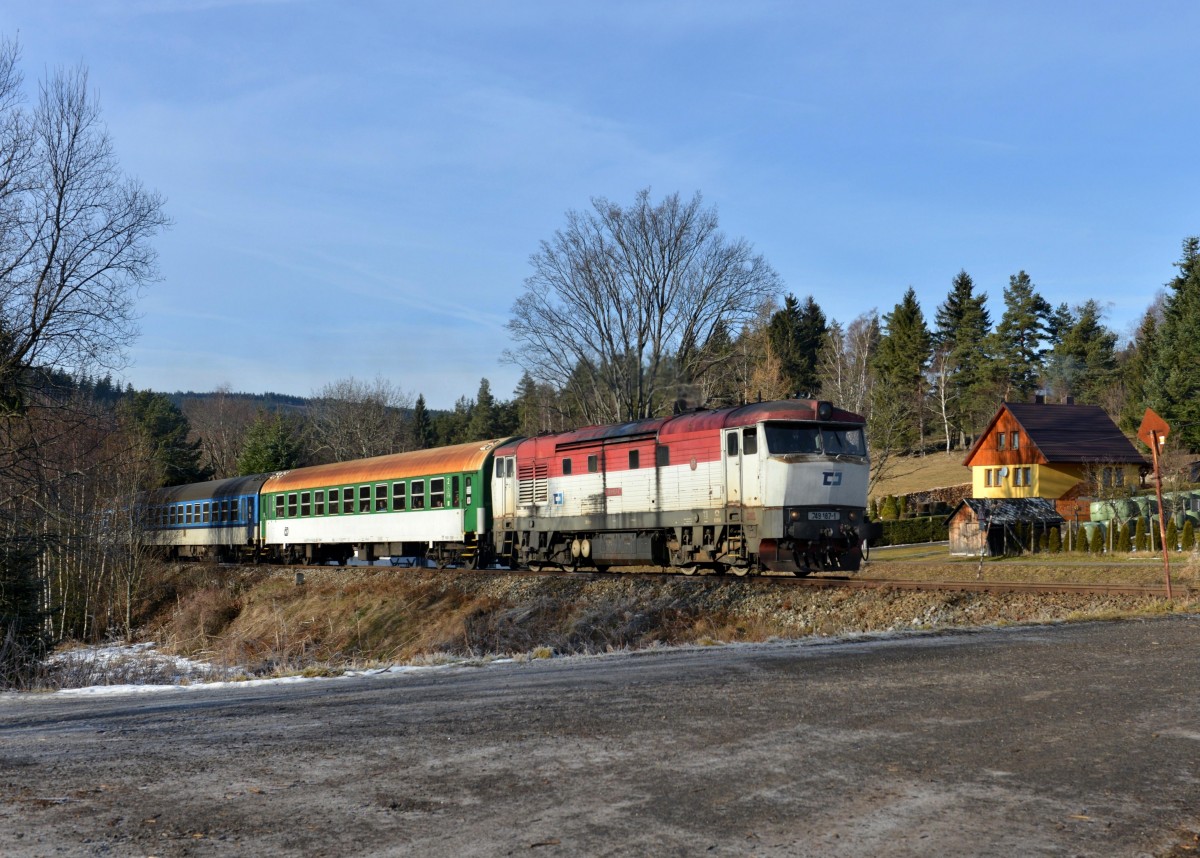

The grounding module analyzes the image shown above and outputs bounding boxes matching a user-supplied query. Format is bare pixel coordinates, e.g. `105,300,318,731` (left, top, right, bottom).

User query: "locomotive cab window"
726,432,739,456
587,454,598,473
562,458,572,475
628,449,639,469
430,478,445,509
743,428,758,455
392,482,406,511
411,480,425,509
656,445,669,467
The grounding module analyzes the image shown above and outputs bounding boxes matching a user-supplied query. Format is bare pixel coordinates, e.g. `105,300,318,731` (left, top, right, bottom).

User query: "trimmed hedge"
874,516,950,547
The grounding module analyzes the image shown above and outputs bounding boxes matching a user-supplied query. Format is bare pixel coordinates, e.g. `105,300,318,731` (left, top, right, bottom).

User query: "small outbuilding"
946,497,1065,557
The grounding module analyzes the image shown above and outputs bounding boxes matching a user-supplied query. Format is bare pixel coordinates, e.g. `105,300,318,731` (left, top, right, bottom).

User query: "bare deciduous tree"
505,188,781,424
183,386,257,479
307,376,413,463
0,39,169,400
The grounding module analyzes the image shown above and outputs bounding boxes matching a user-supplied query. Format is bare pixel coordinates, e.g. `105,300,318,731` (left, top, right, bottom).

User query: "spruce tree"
872,287,931,449
411,394,433,450
1044,300,1119,404
992,271,1051,400
238,412,303,475
466,379,497,441
119,391,211,486
1146,237,1200,449
1119,308,1159,433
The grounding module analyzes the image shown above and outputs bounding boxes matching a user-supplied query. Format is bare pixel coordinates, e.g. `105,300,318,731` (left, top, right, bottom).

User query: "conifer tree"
992,271,1051,401
931,270,996,447
1182,519,1195,552
1146,237,1200,449
411,394,433,450
466,379,497,441
119,391,210,487
1089,526,1103,555
238,412,304,475
1044,300,1119,405
1118,307,1160,433
1049,527,1062,553
1134,515,1147,551
872,287,931,449
1166,518,1178,552
1116,520,1131,553
767,295,827,396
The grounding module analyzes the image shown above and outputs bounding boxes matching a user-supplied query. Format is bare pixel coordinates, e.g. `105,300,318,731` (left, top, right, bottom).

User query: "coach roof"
263,439,510,493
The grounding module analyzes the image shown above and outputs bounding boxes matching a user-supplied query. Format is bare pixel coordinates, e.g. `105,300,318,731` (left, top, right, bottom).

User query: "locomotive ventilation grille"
517,463,549,505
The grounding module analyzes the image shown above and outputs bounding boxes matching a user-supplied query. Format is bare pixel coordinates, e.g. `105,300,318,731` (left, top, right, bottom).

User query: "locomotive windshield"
763,422,867,458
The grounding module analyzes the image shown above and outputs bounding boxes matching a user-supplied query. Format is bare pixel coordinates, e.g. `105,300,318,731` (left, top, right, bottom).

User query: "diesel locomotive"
139,398,876,576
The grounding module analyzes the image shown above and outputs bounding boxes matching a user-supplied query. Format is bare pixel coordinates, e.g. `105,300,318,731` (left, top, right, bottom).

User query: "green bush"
879,495,900,521
1048,527,1062,553
869,497,880,520
1134,516,1147,552
1183,520,1196,552
1167,518,1179,552
1089,527,1103,555
1116,521,1130,553
898,495,909,518
874,516,949,546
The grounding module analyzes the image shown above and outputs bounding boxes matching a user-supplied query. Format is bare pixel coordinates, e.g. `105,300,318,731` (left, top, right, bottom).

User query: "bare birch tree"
505,189,781,424
307,376,413,462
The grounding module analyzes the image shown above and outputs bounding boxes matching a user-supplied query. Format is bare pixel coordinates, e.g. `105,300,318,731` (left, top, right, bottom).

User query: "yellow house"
963,401,1146,519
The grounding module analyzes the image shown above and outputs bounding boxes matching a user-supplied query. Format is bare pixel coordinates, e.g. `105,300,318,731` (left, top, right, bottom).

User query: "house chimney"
1034,394,1045,405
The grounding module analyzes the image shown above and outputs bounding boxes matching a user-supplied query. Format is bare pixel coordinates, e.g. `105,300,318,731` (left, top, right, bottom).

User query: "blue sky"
3,1,1197,409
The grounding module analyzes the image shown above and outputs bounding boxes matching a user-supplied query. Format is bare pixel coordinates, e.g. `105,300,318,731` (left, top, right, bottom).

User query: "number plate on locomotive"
808,511,839,521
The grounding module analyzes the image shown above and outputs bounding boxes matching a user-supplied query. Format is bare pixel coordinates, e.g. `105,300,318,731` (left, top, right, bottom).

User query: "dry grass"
873,451,970,500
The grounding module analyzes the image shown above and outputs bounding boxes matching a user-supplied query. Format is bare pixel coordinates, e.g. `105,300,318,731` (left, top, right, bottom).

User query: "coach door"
723,427,762,507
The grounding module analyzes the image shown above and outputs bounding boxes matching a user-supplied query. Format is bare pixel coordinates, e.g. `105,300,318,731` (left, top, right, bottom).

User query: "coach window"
392,482,406,511
288,493,298,517
452,476,460,507
628,449,639,469
743,428,758,455
411,479,426,510
203,502,211,524
375,484,388,511
315,490,325,516
301,492,311,517
465,476,473,506
343,487,354,514
431,478,445,509
231,498,240,522
185,504,193,525
727,432,739,456
220,499,229,523
587,454,598,473
563,458,572,475
656,445,670,467
328,489,340,515
168,506,176,526
358,486,371,513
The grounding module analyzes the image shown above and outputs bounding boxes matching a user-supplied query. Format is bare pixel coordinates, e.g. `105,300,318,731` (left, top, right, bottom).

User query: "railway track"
285,563,1191,598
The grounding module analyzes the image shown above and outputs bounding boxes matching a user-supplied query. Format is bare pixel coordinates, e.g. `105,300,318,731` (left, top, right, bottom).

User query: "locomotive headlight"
789,509,801,521
848,510,858,521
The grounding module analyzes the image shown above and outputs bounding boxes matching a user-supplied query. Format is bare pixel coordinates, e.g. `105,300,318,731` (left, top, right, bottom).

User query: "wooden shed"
946,497,1065,557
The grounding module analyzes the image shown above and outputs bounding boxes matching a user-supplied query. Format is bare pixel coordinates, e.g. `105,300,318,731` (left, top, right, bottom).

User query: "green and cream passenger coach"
259,439,508,566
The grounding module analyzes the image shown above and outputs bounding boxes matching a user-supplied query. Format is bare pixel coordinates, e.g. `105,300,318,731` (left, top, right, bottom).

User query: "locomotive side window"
562,458,572,475
375,484,388,511
343,487,354,514
315,490,325,516
358,486,371,513
628,449,639,469
392,482,406,511
587,454,598,473
743,428,758,455
411,480,426,509
656,445,669,467
452,476,460,507
726,432,739,456
430,478,445,508
301,492,311,517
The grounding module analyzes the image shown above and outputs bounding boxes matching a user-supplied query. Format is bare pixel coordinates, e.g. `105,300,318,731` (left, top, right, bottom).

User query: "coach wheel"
728,565,749,577
679,565,697,576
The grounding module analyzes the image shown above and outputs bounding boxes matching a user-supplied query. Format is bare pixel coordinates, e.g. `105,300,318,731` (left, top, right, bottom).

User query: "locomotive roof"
148,473,272,504
262,438,511,492
492,400,865,457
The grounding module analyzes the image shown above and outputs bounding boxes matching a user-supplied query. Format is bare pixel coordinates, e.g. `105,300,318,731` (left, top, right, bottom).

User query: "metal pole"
1150,429,1172,599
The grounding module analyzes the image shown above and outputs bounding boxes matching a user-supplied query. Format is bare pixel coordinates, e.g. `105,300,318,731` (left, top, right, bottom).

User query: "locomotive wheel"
728,566,749,577
679,565,697,576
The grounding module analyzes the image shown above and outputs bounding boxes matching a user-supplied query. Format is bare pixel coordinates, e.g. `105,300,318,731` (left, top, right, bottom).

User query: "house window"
587,454,598,473
1102,468,1113,488
1115,468,1125,487
430,478,445,509
563,458,572,475
997,433,1006,451
656,445,670,467
985,470,992,488
1022,467,1031,486
1010,432,1019,451
629,449,640,469
392,482,406,511
411,480,425,509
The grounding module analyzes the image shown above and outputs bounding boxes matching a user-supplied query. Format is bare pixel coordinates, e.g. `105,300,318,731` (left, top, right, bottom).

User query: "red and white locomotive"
489,399,874,575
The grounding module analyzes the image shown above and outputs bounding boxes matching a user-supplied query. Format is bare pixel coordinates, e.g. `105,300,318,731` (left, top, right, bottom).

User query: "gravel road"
2,617,1198,856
